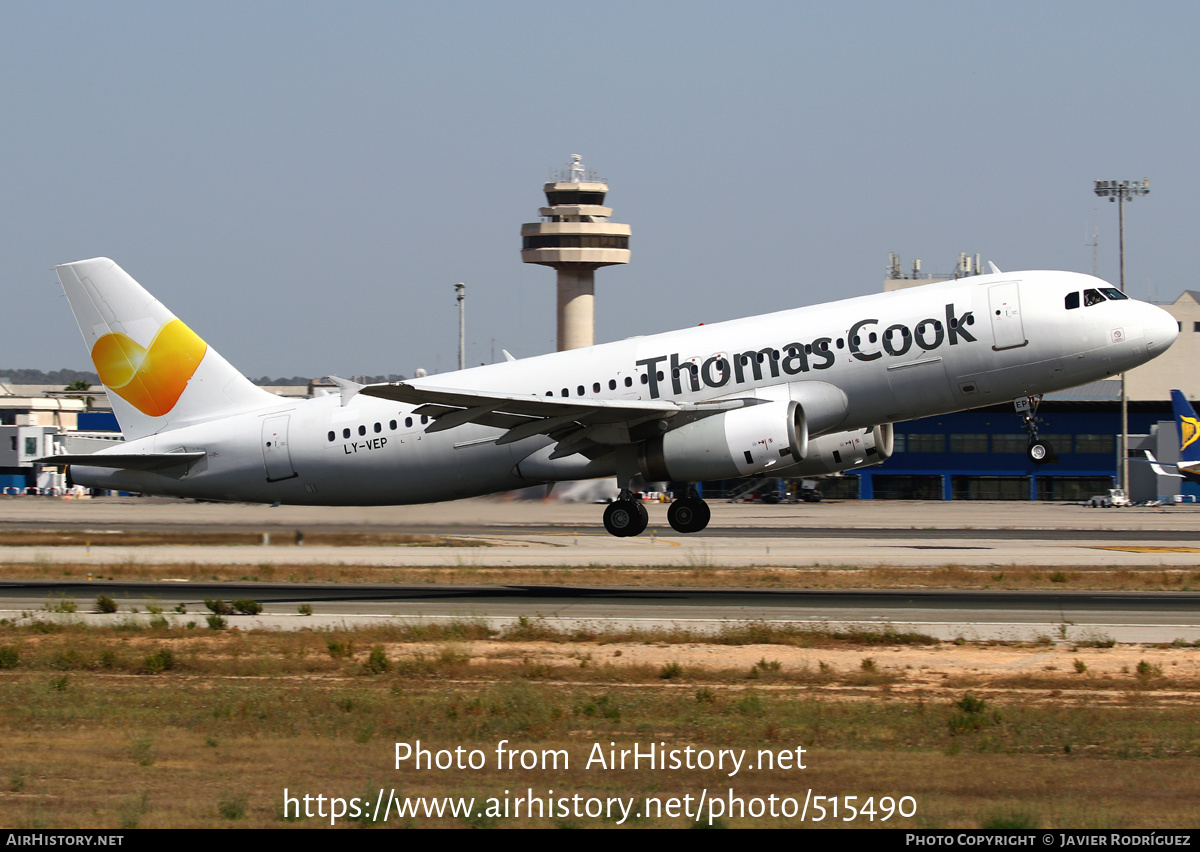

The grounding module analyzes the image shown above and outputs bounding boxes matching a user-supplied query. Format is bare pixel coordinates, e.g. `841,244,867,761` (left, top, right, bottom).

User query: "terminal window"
900,433,945,453
1075,434,1114,454
991,434,1029,453
1040,435,1072,453
949,433,989,453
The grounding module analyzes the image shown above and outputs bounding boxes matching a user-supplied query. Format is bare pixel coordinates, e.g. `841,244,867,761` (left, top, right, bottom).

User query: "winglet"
988,261,1002,274
326,376,365,406
1143,450,1182,478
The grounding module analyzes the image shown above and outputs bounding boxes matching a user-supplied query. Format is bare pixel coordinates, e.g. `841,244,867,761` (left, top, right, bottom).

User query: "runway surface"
2,496,1197,641
1,495,1199,567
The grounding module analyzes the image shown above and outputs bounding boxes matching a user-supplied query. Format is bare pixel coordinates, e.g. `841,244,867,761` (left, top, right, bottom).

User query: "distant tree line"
251,376,312,386
0,368,100,385
251,376,406,385
2,369,405,388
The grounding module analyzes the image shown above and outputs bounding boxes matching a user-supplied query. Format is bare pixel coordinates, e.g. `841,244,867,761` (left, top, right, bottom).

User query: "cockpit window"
1083,288,1106,306
1100,288,1128,301
1065,292,1080,310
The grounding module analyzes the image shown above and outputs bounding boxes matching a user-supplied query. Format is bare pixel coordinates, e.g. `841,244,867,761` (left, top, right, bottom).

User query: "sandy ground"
331,638,1200,706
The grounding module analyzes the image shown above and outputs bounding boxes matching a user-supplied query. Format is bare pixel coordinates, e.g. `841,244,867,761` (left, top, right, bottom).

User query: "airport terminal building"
834,387,1187,502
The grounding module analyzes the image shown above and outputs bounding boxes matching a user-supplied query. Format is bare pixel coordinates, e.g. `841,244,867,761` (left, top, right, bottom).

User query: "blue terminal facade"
855,399,1176,501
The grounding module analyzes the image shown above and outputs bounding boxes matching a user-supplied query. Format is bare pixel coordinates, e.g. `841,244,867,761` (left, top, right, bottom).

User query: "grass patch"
217,795,247,821
981,808,1041,829
361,645,391,675
43,595,77,614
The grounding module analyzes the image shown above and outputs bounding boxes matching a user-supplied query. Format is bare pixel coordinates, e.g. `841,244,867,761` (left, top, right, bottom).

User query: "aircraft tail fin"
55,258,279,441
1170,390,1200,466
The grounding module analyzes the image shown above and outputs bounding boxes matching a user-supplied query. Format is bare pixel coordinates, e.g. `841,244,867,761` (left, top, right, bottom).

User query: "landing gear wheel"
604,499,648,537
667,497,711,533
1027,440,1053,464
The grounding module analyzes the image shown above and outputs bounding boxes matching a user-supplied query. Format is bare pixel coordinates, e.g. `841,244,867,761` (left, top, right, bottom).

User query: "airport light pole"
1093,178,1150,496
455,282,466,371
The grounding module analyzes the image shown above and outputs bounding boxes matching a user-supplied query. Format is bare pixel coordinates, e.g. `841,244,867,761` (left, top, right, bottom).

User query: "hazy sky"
3,2,1194,379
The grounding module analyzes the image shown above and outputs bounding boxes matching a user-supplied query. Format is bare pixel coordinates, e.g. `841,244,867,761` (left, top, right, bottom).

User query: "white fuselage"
74,270,1178,504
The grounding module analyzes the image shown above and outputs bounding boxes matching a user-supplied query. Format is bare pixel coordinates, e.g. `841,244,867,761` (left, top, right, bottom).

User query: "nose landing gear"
1016,394,1056,464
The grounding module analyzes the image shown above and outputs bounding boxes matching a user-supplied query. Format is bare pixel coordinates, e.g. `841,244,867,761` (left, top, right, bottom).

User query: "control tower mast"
520,155,631,350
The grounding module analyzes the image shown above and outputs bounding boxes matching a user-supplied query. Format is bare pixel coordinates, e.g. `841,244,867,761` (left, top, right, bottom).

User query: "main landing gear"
667,488,711,534
603,492,648,537
601,488,712,537
1016,394,1056,465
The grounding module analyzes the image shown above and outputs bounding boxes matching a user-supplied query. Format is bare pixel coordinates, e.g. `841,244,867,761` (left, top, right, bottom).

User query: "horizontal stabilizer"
33,452,206,471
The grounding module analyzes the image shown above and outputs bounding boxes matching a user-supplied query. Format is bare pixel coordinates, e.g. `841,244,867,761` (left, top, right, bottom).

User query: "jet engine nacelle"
776,424,894,477
641,400,805,482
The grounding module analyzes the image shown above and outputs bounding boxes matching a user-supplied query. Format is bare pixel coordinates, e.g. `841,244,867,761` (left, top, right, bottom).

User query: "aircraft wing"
32,452,207,471
357,381,752,456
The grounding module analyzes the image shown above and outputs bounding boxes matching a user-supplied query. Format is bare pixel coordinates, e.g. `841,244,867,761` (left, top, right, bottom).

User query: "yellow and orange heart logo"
91,320,207,416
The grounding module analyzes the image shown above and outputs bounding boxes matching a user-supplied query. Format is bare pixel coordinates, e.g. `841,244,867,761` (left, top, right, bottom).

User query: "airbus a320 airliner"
39,258,1177,536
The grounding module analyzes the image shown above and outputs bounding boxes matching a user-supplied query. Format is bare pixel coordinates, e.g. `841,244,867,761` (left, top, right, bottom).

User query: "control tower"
521,155,631,350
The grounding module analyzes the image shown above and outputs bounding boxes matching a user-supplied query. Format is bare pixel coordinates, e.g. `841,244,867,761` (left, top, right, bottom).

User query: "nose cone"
1143,303,1179,355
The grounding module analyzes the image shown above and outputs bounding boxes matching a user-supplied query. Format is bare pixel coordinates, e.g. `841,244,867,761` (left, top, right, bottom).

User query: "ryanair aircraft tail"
1171,389,1200,470
55,258,279,441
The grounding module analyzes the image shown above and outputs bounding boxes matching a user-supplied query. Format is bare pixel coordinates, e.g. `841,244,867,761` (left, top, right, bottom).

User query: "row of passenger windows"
1065,288,1128,309
897,433,1114,454
327,415,428,442
549,376,636,397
